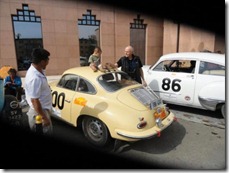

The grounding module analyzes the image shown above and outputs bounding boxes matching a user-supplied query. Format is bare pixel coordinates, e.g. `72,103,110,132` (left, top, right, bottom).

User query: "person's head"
8,68,17,78
124,46,134,58
93,47,102,56
190,60,196,67
31,48,50,69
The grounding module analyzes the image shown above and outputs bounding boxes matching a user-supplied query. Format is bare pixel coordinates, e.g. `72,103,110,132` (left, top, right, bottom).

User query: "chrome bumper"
115,112,175,140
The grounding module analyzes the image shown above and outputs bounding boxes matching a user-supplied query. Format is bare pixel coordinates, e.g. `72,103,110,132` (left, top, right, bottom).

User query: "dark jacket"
117,55,143,83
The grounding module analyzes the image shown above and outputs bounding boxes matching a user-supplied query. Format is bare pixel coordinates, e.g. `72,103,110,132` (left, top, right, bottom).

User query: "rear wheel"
220,104,225,118
82,116,111,147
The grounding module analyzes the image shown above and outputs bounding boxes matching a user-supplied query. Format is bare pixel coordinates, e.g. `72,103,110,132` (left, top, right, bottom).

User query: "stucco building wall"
163,20,225,54
0,0,224,77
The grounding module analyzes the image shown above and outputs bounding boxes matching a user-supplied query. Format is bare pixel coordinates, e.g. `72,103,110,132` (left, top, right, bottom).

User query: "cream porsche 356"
49,67,175,147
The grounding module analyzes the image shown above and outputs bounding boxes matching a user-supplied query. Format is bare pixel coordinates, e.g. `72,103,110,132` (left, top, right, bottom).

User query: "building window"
78,10,100,66
130,14,147,64
12,4,43,71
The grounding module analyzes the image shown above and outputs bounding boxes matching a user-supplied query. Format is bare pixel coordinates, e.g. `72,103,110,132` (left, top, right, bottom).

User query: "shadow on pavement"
130,121,186,154
0,118,164,169
167,103,224,119
113,120,186,155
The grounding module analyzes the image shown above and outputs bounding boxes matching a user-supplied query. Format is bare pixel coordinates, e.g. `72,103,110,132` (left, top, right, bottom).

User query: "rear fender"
198,81,225,110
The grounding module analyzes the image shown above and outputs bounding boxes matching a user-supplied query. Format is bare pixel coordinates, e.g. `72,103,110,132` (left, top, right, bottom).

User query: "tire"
82,116,111,147
0,95,23,127
221,104,225,118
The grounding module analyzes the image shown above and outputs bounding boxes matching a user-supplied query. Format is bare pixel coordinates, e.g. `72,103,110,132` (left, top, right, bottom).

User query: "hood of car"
117,86,159,111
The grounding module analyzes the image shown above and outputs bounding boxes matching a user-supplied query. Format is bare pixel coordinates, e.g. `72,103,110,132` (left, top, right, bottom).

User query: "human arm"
90,64,99,72
115,57,123,68
27,78,50,126
137,57,147,87
140,68,147,87
4,76,12,86
12,76,22,87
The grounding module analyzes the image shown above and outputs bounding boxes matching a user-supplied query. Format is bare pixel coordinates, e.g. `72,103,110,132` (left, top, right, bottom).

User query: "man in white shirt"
25,48,53,134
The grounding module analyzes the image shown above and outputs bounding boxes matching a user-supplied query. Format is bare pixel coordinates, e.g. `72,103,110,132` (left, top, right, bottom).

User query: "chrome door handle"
186,75,194,79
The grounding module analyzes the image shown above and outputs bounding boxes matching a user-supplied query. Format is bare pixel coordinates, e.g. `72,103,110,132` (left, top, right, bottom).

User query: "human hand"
142,80,147,87
5,82,12,86
42,115,51,127
90,65,98,72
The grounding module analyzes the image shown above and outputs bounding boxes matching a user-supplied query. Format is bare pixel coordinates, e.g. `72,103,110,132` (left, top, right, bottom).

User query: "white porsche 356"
142,52,225,118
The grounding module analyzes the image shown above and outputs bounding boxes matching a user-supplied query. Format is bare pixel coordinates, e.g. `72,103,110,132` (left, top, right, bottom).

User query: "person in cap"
24,48,53,134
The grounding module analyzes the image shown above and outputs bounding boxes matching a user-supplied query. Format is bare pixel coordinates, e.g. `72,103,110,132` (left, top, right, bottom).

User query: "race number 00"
52,91,65,110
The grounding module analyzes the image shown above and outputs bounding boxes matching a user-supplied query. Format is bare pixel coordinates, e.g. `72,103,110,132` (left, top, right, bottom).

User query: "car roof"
62,66,117,83
159,52,225,65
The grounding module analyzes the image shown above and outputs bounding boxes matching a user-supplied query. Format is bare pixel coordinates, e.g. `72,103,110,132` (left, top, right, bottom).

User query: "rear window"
98,72,138,92
199,61,225,76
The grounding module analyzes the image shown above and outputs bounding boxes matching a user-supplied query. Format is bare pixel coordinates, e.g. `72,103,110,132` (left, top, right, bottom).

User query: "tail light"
137,121,147,129
154,107,166,120
154,107,167,128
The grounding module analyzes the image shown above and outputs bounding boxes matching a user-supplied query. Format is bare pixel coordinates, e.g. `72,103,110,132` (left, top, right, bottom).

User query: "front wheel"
82,116,111,147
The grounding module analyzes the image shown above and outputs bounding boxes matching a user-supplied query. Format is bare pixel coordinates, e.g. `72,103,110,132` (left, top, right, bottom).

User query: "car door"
69,77,97,125
194,60,225,108
145,59,197,106
51,74,78,123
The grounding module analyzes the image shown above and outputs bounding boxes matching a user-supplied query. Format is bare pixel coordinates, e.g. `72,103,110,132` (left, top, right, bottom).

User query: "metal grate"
130,87,159,106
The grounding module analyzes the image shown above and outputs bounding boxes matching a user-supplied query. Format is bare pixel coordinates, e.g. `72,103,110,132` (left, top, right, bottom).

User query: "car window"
154,60,196,73
199,61,225,76
98,72,138,92
153,60,170,71
77,78,96,94
57,74,78,91
171,60,197,73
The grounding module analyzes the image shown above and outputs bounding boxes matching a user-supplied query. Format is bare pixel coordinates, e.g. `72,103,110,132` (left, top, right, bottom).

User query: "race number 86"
162,78,181,92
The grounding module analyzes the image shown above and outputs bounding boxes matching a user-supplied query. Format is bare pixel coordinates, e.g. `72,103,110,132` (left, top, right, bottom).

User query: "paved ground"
19,103,226,170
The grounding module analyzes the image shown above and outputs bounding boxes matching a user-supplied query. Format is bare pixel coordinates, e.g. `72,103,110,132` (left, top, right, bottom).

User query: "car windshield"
98,72,138,92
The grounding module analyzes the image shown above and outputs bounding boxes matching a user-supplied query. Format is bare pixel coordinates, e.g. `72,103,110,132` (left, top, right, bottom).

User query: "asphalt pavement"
17,104,226,169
